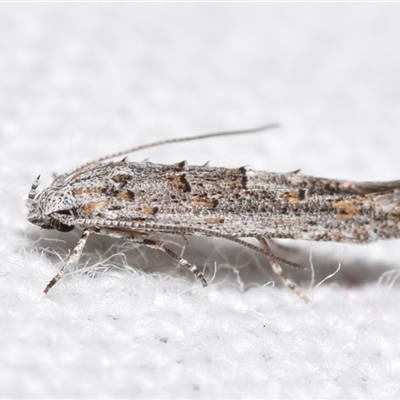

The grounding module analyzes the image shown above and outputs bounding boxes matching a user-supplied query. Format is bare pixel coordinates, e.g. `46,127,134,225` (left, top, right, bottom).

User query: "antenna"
53,123,280,184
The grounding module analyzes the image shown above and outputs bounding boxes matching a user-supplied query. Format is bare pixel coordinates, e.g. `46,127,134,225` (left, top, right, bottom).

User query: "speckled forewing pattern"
49,161,400,244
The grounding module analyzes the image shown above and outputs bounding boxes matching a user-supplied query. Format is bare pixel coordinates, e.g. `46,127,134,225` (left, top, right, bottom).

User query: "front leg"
44,229,91,294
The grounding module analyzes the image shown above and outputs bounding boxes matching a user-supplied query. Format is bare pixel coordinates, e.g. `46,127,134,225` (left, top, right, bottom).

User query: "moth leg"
143,238,208,287
258,237,310,304
44,229,91,294
94,228,208,287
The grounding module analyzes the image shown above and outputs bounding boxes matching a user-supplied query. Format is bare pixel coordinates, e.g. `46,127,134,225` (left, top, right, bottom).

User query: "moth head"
27,176,76,232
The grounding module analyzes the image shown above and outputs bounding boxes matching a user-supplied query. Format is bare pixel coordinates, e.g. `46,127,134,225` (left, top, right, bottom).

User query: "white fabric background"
1,3,400,399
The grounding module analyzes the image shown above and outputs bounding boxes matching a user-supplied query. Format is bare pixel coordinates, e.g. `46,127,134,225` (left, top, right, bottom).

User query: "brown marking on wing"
226,166,246,175
203,217,225,224
280,189,304,205
73,187,105,195
191,198,218,208
141,205,159,215
334,200,359,220
229,177,247,189
226,167,247,189
167,174,191,192
81,200,110,214
111,173,132,183
116,190,135,201
288,190,301,204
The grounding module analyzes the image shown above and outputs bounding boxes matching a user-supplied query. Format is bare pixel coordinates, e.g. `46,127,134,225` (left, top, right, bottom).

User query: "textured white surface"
1,3,400,399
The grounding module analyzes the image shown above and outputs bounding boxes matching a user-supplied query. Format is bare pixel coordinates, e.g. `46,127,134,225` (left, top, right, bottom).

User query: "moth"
27,124,400,302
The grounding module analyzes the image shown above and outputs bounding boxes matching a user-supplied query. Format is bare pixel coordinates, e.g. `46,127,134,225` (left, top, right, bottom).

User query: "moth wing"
353,179,400,194
354,180,400,212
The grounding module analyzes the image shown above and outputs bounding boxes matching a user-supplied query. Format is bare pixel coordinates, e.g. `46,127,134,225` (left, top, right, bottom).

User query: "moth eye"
57,223,74,233
52,209,75,232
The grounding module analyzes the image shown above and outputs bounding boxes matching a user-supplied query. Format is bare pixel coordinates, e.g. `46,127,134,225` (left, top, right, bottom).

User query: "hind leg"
258,237,310,303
